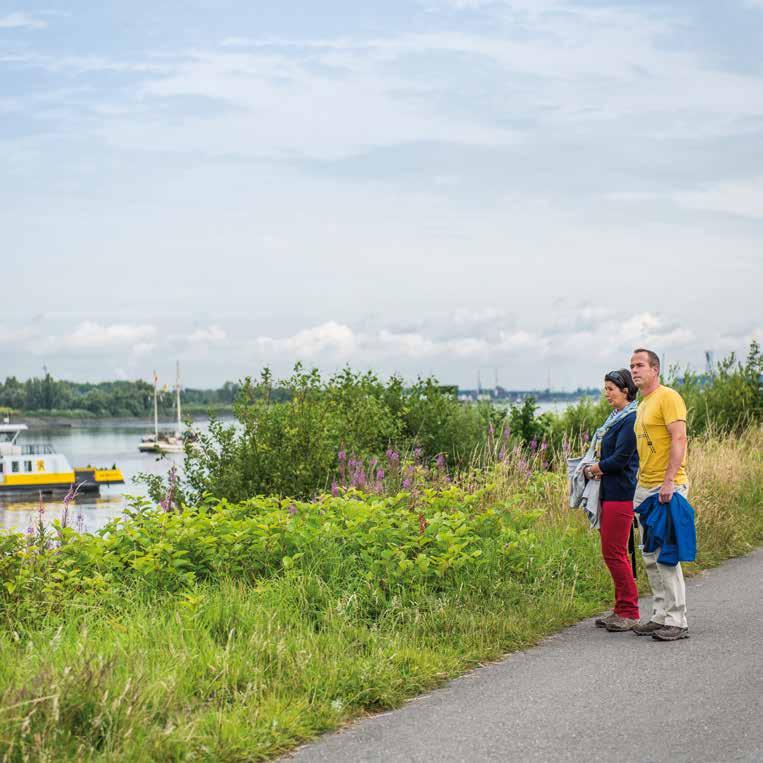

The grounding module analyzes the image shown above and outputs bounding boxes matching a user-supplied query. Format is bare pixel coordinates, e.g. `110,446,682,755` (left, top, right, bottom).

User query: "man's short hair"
632,348,660,369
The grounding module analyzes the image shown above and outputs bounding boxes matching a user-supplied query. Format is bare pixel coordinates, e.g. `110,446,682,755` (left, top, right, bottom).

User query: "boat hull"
138,443,184,454
0,468,124,495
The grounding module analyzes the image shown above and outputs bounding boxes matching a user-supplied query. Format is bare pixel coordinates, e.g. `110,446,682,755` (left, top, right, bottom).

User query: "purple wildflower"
60,482,83,530
402,478,412,490
286,503,298,516
385,449,400,466
529,438,537,452
351,467,367,489
331,481,339,497
413,447,423,462
435,453,446,471
160,465,177,512
376,468,385,482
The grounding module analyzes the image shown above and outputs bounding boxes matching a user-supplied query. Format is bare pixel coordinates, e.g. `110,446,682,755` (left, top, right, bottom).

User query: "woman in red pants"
586,369,640,632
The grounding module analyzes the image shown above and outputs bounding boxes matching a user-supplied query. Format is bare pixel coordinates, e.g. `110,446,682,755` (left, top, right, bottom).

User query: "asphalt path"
286,547,763,763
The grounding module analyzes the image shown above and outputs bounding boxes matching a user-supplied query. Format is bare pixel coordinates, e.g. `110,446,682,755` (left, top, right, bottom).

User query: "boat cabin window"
0,462,3,473
11,461,19,473
24,460,33,472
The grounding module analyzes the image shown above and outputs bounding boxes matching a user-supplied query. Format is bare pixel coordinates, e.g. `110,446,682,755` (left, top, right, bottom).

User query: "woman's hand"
586,463,603,480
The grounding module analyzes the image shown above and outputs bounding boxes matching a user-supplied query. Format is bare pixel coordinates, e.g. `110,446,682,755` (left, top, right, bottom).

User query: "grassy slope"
0,432,760,762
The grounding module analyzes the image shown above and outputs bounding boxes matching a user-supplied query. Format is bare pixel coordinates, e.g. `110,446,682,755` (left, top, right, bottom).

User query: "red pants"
599,500,640,619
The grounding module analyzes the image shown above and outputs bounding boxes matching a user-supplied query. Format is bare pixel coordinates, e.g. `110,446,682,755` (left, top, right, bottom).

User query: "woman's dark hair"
604,368,638,401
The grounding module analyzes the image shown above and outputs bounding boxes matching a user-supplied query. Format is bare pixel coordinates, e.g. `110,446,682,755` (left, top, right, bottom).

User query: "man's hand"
658,479,675,504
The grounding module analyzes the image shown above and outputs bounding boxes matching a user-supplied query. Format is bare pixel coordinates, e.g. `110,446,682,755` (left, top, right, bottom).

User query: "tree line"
0,375,241,417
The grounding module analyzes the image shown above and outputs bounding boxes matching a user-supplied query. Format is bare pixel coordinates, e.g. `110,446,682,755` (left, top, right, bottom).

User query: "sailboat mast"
175,361,181,436
153,371,159,439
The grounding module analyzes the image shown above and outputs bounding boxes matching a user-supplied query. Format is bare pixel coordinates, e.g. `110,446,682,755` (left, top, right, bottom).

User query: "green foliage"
0,486,540,627
506,397,553,444
669,340,763,435
171,366,494,503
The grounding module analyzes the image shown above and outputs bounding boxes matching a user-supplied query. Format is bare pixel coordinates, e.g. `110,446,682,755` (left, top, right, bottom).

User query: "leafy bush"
670,340,762,435
1,479,552,628
159,366,496,503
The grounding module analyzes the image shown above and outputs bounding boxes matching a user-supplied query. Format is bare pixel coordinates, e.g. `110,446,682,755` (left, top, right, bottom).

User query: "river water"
1,399,587,534
0,418,223,534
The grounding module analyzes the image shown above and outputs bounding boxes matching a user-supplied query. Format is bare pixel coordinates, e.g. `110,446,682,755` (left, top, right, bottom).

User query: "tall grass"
0,429,760,761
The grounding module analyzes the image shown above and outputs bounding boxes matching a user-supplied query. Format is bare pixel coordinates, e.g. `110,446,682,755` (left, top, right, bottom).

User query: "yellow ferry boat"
0,423,124,495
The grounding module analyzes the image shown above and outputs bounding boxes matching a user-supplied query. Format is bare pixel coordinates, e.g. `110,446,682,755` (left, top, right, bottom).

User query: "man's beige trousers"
634,483,690,629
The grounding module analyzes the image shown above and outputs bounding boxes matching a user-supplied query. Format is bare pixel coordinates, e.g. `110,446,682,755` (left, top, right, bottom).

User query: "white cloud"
131,342,155,356
673,179,763,220
62,321,157,350
8,2,763,163
0,326,38,347
715,326,763,353
254,322,543,361
452,307,509,325
619,313,694,351
255,308,695,364
0,12,47,29
606,178,763,220
249,311,698,371
188,325,227,344
256,321,357,357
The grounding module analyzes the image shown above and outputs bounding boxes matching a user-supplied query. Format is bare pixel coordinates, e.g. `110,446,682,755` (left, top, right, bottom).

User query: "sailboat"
138,363,185,454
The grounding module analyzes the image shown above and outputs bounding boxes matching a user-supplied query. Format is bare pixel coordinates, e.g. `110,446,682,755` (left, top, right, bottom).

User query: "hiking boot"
652,625,689,641
594,613,616,629
632,620,664,636
605,616,639,632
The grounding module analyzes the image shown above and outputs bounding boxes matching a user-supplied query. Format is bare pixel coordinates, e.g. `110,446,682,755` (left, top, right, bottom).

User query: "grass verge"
0,431,760,761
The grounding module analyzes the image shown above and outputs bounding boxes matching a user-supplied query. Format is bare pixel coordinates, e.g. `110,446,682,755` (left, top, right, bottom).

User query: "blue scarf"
592,400,638,459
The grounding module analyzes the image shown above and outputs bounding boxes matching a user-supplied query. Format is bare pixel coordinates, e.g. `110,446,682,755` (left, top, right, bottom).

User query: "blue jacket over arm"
635,492,697,565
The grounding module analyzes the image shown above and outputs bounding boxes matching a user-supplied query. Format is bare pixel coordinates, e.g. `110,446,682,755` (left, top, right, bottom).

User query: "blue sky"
2,1,762,389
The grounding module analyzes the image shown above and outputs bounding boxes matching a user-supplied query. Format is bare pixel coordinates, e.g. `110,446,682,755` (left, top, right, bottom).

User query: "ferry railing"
17,444,56,455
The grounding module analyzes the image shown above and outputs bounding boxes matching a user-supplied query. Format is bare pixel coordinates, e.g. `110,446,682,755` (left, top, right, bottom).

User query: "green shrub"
670,340,762,435
160,366,495,503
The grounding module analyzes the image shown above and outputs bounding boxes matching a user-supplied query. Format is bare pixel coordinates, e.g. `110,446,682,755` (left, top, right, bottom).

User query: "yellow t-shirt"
635,386,688,487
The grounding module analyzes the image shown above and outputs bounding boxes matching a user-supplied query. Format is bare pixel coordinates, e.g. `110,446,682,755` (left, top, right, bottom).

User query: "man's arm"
659,420,687,503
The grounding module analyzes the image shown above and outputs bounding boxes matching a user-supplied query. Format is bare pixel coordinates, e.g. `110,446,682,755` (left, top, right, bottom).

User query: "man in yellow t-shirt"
630,348,690,642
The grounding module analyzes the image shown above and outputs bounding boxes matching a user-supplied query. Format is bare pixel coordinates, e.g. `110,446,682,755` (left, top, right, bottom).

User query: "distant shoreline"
16,410,235,429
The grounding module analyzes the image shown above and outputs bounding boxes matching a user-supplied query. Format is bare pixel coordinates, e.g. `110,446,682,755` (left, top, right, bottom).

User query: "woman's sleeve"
598,416,636,475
